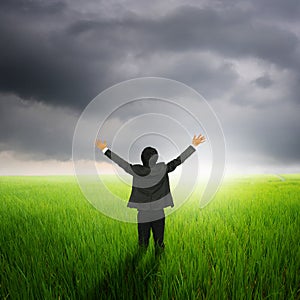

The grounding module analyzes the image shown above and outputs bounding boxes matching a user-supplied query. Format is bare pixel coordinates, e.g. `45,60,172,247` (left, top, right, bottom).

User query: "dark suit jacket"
104,145,196,210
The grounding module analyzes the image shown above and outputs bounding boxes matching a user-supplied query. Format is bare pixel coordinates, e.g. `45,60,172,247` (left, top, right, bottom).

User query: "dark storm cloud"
212,0,300,21
252,74,273,89
253,0,300,21
1,0,300,110
0,0,300,170
0,0,66,14
0,0,126,110
0,94,77,160
66,5,300,72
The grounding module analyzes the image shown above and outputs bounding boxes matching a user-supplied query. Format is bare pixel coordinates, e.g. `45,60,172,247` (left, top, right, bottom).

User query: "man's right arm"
96,140,135,176
104,149,135,176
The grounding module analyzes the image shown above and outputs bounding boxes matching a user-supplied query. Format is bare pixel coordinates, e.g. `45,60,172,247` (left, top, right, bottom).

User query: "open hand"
192,134,206,147
95,139,107,150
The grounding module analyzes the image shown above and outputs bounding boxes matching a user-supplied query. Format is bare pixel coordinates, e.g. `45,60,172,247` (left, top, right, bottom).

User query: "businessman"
96,134,206,255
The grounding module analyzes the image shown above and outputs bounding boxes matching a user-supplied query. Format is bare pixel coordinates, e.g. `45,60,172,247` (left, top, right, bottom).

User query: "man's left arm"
166,145,196,173
166,134,206,173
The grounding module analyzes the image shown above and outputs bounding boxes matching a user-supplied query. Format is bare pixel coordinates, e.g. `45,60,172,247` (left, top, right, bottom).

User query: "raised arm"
167,134,206,173
95,140,135,176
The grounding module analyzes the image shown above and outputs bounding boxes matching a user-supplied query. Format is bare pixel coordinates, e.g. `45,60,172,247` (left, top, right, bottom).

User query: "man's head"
141,147,158,167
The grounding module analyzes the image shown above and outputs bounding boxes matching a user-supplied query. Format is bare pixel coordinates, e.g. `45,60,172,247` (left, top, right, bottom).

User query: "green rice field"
0,174,299,299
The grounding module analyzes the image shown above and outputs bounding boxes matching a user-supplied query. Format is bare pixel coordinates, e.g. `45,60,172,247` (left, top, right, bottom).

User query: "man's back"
104,145,196,210
130,162,172,209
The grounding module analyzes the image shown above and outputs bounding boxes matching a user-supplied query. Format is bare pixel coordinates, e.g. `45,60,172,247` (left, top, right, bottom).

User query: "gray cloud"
65,5,300,72
0,94,78,160
252,74,274,89
1,1,300,109
0,0,299,172
0,0,67,14
252,0,300,21
218,102,300,165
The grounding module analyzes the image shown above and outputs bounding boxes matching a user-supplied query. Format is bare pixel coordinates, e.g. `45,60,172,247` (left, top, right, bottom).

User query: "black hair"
141,147,158,167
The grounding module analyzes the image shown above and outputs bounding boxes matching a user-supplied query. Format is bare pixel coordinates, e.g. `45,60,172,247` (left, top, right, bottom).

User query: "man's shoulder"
131,162,166,168
132,164,145,169
131,162,167,176
131,164,150,176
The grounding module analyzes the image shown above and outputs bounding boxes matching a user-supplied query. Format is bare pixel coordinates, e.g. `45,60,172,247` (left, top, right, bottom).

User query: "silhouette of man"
96,134,205,255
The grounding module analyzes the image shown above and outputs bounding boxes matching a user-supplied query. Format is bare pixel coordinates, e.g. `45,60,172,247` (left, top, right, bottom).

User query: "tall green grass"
0,175,299,299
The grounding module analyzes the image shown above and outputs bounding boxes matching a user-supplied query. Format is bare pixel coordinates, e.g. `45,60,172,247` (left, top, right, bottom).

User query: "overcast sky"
0,0,300,175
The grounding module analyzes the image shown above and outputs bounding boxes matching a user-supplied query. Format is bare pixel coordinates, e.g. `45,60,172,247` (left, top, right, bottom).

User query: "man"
96,134,205,255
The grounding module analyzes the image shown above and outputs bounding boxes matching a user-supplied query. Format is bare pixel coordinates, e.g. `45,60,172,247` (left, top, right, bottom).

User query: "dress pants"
137,209,165,249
